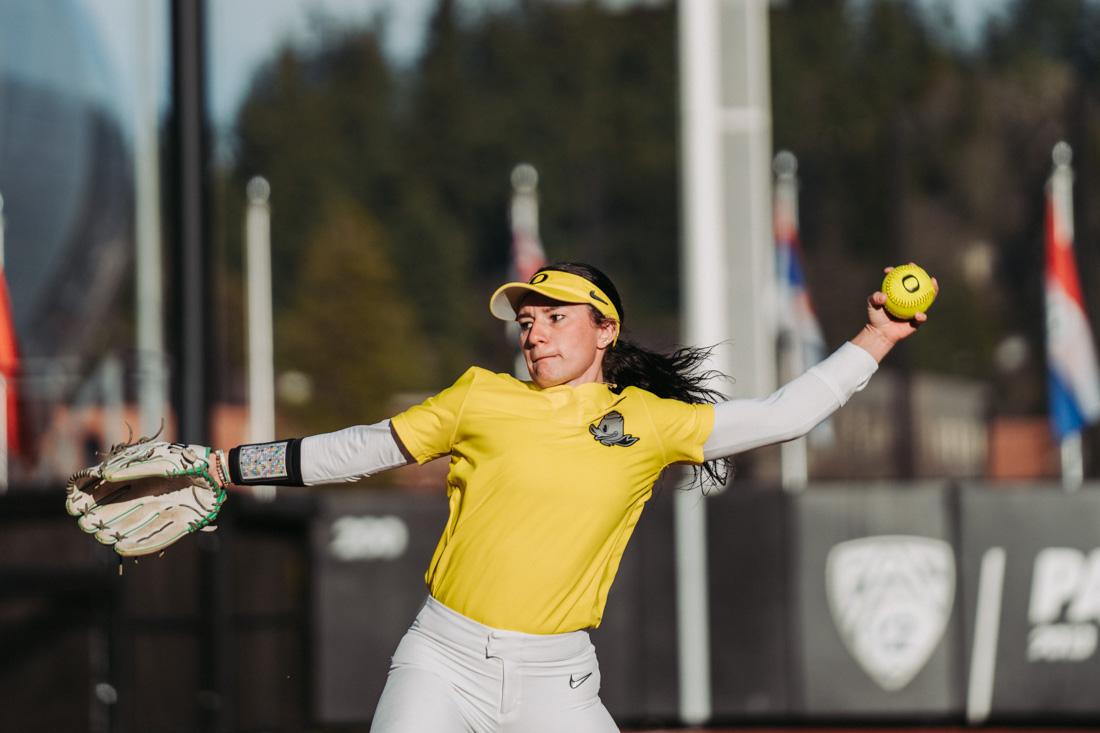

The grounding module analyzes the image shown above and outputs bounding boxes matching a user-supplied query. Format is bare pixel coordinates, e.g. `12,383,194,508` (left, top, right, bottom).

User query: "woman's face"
515,293,617,389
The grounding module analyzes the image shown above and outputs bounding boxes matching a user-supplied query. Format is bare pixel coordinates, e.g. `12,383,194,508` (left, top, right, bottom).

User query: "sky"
80,0,1012,134
205,0,437,123
80,0,435,131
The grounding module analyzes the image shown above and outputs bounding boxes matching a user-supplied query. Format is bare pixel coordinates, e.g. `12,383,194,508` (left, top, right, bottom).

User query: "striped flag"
774,152,826,379
774,152,832,447
0,268,19,456
0,199,20,461
1044,142,1100,440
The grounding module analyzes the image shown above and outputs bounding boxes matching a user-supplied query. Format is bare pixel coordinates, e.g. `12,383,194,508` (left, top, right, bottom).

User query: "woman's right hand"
851,265,939,362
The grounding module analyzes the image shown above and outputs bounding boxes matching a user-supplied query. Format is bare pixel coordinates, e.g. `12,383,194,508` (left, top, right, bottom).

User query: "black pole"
170,0,211,446
170,3,231,733
107,555,131,733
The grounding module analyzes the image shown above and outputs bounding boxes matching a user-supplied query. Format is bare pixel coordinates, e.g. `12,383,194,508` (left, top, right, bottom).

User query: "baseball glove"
66,430,229,557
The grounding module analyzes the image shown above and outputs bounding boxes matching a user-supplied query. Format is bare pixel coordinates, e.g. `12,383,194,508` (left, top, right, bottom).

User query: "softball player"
218,262,932,732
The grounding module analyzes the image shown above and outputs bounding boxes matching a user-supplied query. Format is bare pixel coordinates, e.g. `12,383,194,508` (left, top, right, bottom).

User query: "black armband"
228,439,304,486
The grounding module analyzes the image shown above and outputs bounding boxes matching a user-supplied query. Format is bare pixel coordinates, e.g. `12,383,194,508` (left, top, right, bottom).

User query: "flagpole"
101,356,125,452
509,163,543,380
135,0,167,440
1061,431,1083,492
1045,141,1099,492
1052,142,1082,492
1056,139,1082,490
775,152,808,491
246,177,276,501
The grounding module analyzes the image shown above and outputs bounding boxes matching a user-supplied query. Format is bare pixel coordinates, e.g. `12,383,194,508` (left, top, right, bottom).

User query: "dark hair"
536,262,733,490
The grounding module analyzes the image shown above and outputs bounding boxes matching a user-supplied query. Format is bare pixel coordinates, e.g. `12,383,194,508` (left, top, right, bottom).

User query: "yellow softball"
881,263,936,319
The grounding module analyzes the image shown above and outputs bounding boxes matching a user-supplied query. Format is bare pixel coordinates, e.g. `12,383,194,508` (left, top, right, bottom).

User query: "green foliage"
232,32,400,312
277,197,432,431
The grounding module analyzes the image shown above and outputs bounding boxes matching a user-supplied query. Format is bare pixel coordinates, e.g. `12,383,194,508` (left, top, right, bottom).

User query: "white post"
966,547,1006,724
246,177,276,500
509,163,542,280
134,0,167,439
101,356,125,451
719,0,778,402
678,1,775,723
1061,431,1084,493
677,0,722,724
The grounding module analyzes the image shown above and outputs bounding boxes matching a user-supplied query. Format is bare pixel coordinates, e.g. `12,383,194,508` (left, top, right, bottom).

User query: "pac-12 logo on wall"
825,535,955,691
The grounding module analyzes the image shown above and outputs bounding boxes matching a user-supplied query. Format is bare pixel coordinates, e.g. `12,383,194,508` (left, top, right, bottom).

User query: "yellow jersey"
390,366,714,634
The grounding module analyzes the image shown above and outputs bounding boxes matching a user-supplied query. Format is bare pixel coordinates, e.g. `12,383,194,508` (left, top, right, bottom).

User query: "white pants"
370,597,619,733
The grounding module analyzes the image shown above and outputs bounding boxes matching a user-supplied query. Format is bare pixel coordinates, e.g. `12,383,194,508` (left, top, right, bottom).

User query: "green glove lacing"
165,447,229,533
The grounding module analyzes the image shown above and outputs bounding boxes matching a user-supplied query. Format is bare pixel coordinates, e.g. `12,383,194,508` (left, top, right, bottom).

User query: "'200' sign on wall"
329,515,410,562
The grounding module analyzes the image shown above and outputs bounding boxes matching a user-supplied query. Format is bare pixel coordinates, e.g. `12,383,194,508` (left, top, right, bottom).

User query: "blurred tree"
277,196,432,432
220,24,472,412
231,30,399,312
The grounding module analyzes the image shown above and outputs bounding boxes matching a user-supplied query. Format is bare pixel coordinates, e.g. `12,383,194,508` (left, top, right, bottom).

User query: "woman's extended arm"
216,420,413,488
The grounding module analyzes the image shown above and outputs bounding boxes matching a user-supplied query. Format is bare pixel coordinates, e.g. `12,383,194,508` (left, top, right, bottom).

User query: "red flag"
0,267,22,455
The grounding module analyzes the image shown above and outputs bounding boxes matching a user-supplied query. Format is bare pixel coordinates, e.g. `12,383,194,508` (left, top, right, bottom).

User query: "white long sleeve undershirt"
701,341,877,461
299,421,408,486
297,342,878,485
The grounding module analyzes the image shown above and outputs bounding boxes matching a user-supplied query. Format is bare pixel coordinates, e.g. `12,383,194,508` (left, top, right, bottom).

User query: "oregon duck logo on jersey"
589,411,639,447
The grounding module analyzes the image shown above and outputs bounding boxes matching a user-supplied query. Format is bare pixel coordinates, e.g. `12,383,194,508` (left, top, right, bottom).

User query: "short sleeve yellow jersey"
390,366,714,634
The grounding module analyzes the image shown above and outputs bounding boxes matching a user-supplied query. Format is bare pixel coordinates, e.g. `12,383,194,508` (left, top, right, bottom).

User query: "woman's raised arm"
702,272,936,461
